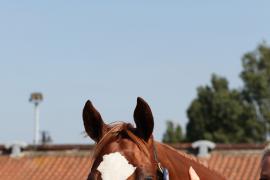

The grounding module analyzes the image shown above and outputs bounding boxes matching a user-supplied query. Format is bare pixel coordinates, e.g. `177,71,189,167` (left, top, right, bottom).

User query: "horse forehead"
106,138,141,153
97,152,136,180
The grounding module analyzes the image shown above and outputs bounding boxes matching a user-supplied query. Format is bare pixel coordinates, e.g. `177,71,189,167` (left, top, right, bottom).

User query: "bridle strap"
153,143,170,180
153,143,163,172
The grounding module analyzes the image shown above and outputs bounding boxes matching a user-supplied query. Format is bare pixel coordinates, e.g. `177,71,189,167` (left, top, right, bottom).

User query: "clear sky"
0,1,269,144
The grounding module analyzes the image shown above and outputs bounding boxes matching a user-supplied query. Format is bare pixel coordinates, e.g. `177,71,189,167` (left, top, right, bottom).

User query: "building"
0,143,265,180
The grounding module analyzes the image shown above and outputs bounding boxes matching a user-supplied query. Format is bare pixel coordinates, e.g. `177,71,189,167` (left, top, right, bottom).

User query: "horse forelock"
89,122,152,171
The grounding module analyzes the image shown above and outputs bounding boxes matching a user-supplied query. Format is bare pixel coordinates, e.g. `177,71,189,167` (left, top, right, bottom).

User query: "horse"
82,97,226,180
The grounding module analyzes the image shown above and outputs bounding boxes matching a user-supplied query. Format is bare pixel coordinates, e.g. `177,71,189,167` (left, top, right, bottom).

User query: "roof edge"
0,143,267,152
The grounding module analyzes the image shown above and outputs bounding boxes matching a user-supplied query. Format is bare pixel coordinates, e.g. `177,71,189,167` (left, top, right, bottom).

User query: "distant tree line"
163,43,270,143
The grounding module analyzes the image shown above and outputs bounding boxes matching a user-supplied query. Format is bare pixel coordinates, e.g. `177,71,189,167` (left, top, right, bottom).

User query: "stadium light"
29,92,43,145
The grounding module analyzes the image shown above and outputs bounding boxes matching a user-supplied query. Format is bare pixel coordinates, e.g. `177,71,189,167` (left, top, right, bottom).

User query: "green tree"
162,120,183,143
186,74,265,143
241,43,270,136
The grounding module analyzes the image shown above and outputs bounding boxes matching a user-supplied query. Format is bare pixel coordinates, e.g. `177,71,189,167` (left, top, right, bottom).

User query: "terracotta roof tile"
0,154,92,180
206,151,261,180
0,145,265,180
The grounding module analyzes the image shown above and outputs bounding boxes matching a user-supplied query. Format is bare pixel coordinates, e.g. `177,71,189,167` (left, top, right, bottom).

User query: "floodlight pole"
29,93,43,145
33,102,40,145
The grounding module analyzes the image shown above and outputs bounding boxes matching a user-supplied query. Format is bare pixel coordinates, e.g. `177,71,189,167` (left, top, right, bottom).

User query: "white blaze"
97,152,136,180
189,166,200,180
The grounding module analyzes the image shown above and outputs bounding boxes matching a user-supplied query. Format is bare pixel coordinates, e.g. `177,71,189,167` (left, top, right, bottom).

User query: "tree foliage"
169,43,270,143
186,73,266,143
241,43,270,134
162,120,183,143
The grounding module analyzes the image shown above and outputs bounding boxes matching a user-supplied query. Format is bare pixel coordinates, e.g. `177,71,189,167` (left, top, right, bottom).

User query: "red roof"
204,151,261,180
0,144,264,180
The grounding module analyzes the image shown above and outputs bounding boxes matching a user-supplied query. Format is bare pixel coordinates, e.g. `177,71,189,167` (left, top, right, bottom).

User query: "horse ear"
133,97,154,142
82,100,106,142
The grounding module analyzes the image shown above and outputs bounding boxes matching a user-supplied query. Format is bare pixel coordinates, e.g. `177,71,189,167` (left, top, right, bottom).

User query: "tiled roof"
203,151,261,180
0,152,92,180
0,144,265,180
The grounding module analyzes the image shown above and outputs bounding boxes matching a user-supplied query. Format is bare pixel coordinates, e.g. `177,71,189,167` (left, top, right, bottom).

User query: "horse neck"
155,142,225,180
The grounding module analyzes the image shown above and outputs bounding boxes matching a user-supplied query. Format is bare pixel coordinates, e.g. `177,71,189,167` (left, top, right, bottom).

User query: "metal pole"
29,92,43,145
34,103,39,145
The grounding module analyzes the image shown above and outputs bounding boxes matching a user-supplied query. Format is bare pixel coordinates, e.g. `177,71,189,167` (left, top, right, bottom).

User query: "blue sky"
0,1,269,144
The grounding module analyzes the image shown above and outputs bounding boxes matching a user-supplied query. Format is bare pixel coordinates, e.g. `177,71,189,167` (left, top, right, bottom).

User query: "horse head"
83,97,226,180
83,97,163,180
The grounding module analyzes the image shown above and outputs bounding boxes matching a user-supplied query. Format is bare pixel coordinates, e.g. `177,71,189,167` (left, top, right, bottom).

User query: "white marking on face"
189,166,200,180
97,152,136,180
